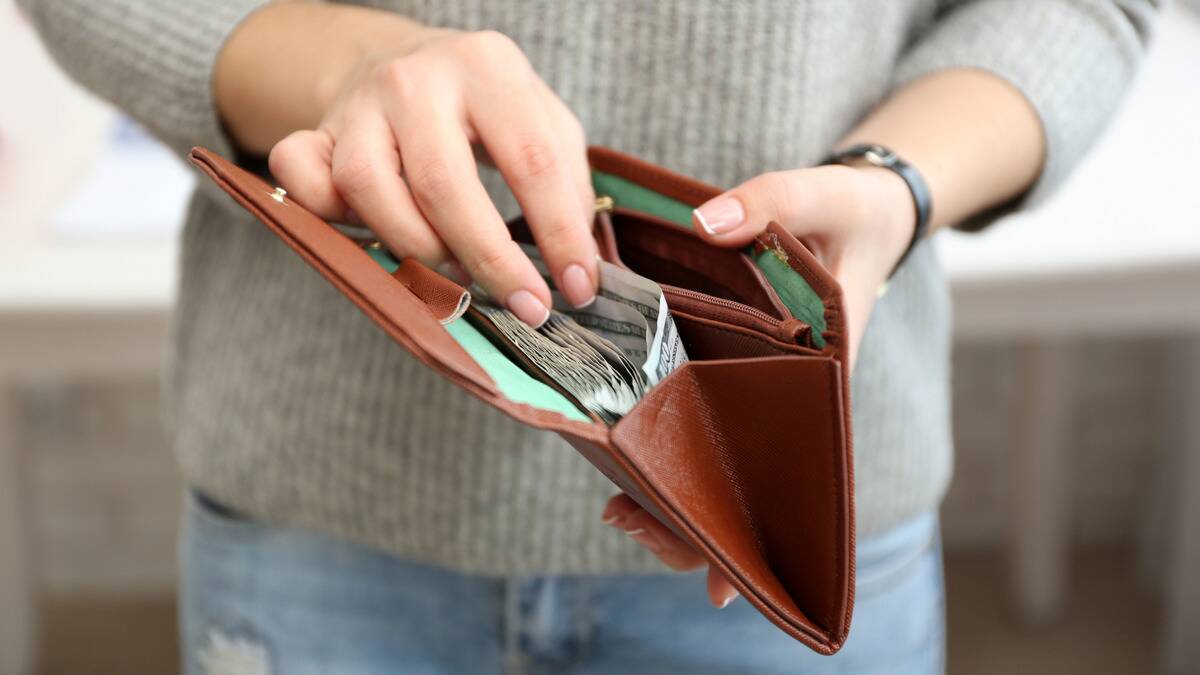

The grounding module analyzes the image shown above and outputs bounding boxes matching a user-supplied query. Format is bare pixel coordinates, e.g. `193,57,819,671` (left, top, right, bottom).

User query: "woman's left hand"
602,163,917,607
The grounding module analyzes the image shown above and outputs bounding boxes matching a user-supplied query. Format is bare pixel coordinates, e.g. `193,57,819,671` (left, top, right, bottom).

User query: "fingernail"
626,529,663,554
560,263,596,308
506,289,550,328
719,594,737,609
693,196,745,235
601,501,623,525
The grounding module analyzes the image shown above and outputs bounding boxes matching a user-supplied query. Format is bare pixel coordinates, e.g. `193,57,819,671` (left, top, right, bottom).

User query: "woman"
19,1,1155,673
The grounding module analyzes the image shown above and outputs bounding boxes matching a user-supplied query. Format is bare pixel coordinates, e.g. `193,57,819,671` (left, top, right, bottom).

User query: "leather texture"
188,145,856,654
391,256,471,324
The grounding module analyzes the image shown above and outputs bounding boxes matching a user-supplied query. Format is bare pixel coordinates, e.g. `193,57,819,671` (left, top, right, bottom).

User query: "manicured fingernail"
506,290,550,328
560,263,596,308
693,196,745,235
602,514,621,526
719,594,737,609
626,529,663,554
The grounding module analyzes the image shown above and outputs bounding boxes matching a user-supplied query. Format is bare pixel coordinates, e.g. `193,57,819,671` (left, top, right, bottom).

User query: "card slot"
665,286,815,350
671,310,821,361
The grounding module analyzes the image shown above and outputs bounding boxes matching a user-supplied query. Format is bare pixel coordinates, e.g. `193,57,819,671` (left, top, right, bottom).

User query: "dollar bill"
517,243,688,388
465,243,689,422
473,304,642,423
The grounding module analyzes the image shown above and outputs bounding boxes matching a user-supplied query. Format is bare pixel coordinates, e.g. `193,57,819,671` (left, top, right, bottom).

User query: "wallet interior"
364,169,833,423
594,170,828,345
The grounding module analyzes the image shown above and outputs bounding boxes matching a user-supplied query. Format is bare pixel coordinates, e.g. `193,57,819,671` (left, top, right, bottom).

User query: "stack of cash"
468,244,688,424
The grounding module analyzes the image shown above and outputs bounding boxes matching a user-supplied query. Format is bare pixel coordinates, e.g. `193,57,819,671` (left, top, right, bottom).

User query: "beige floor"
944,549,1159,675
35,549,1160,674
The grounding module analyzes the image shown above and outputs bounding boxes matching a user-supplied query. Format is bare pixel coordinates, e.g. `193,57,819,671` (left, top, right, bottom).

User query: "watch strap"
823,144,931,278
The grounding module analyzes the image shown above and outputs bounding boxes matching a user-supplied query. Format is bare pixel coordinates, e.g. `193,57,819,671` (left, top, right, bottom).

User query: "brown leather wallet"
188,145,855,654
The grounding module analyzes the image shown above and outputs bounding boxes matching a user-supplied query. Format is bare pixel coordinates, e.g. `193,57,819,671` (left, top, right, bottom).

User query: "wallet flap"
383,252,470,324
189,148,614,437
187,147,495,394
609,355,853,652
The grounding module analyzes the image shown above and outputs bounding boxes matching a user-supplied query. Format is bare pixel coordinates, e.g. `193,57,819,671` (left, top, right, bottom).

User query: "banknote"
464,244,689,422
518,243,688,388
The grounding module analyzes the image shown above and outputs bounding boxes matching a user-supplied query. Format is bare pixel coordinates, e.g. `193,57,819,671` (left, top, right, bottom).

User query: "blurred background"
2,1,1199,674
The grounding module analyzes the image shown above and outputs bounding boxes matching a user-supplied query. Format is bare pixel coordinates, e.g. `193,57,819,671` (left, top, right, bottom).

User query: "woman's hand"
218,6,597,326
271,30,598,325
693,164,917,367
605,164,917,607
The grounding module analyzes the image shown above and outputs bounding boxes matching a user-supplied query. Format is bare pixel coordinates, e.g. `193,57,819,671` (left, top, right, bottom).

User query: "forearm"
836,68,1045,233
215,2,443,155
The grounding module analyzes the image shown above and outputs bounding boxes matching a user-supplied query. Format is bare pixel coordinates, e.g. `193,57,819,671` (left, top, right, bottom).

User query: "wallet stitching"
823,358,844,632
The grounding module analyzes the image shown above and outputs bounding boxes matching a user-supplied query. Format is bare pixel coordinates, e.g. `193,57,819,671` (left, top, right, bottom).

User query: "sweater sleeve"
15,0,270,160
895,0,1159,226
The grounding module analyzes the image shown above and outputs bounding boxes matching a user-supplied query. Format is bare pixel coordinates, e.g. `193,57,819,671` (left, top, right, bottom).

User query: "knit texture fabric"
19,0,1154,574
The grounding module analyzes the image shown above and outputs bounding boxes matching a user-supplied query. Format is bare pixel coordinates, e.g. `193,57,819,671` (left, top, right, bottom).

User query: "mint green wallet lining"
593,171,827,346
367,245,589,421
363,170,828,419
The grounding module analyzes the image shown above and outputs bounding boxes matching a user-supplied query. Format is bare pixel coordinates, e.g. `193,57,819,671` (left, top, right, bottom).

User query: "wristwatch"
823,144,931,278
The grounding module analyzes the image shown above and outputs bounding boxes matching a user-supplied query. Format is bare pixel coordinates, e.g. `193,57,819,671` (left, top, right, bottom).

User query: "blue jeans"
181,492,944,674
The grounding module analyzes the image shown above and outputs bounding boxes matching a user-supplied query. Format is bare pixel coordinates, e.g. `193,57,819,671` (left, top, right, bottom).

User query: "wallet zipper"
663,286,813,347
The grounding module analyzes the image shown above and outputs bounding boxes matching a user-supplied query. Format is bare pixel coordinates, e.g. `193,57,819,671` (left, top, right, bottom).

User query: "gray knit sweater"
20,0,1153,574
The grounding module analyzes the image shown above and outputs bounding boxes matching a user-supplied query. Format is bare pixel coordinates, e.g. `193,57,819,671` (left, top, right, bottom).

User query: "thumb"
691,166,864,247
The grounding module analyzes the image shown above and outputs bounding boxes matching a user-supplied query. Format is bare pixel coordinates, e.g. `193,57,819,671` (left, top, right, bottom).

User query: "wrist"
857,165,919,276
824,142,931,278
215,3,448,154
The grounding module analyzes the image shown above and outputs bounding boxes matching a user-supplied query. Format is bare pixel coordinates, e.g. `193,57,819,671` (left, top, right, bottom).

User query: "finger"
534,79,594,222
471,76,598,308
692,166,867,247
329,113,448,265
268,129,348,220
390,98,553,327
706,567,740,609
601,493,641,528
619,504,706,572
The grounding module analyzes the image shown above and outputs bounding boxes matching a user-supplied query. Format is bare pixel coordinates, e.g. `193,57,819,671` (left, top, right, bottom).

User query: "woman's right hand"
217,6,598,326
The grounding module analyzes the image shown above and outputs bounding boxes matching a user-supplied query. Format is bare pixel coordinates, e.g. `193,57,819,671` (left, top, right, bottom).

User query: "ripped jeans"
181,492,944,675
